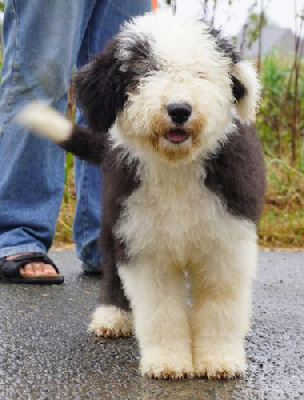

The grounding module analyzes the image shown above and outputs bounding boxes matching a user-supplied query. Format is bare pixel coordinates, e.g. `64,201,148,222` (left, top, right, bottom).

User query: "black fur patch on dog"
118,33,158,86
74,35,157,133
204,120,266,223
231,76,247,102
98,142,141,310
60,129,139,310
61,125,104,164
74,39,126,133
209,28,247,102
209,28,242,64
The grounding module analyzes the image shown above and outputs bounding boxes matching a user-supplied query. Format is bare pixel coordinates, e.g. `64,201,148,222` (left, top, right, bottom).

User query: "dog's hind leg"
89,302,133,338
189,228,257,379
119,260,194,380
89,257,133,338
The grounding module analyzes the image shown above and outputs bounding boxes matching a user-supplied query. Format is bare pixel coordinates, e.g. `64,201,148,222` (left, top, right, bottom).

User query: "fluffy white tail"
16,101,72,142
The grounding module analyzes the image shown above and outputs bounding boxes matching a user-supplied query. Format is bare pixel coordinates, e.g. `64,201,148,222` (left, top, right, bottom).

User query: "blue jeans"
0,0,151,269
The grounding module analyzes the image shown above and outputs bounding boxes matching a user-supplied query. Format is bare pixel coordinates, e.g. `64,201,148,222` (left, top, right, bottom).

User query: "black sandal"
0,252,64,284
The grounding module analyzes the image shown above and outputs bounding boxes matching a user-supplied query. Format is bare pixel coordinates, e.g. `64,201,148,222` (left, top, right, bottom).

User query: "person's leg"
74,0,152,272
0,0,97,277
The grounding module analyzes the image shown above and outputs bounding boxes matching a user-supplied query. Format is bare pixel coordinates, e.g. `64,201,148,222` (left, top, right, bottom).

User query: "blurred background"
0,0,303,249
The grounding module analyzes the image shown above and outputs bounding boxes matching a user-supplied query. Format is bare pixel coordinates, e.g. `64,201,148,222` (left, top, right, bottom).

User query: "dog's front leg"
119,261,194,379
190,237,257,379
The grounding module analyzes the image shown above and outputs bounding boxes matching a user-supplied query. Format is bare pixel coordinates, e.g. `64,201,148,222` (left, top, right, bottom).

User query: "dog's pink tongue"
166,130,189,143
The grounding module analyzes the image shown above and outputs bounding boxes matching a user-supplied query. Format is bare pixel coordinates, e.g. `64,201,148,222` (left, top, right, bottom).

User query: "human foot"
0,252,64,284
7,253,59,278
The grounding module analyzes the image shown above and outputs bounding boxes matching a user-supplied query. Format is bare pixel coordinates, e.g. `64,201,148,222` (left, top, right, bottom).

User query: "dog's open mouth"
164,129,190,144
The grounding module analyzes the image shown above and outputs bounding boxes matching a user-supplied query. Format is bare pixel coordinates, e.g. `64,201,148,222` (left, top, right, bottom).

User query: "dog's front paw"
141,350,194,380
194,343,246,379
88,305,133,338
194,344,246,379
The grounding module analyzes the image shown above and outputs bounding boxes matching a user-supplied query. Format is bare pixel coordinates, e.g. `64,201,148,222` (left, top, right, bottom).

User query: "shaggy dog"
19,11,265,380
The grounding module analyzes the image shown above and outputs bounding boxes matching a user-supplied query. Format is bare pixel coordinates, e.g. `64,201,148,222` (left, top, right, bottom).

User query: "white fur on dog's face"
111,12,240,163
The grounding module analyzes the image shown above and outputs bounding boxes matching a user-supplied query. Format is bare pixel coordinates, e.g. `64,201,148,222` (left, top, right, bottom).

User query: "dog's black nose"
167,103,192,125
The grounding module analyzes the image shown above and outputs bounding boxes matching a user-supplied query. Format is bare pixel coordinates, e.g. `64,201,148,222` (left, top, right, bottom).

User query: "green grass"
257,52,304,161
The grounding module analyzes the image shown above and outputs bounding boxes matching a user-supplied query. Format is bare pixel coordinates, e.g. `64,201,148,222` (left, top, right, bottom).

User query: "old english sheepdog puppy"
18,11,266,380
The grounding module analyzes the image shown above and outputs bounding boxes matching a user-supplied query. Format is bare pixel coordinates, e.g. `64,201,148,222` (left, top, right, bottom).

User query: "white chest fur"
115,159,255,269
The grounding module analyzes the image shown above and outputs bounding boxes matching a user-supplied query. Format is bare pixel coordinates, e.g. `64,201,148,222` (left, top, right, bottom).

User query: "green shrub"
257,52,304,166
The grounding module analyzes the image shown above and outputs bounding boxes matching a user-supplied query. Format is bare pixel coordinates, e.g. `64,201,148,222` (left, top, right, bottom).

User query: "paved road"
0,250,303,400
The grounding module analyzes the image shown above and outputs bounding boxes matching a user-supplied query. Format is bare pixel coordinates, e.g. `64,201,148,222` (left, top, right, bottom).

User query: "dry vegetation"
54,162,76,248
259,157,304,248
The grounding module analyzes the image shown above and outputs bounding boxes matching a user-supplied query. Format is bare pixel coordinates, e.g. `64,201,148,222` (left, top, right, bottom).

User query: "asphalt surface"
0,249,303,400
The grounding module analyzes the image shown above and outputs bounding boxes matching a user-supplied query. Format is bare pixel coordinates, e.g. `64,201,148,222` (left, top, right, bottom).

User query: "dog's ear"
74,39,126,133
231,60,260,123
209,28,260,123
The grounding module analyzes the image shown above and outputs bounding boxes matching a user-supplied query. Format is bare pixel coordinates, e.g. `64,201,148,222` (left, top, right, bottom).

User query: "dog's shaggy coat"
18,11,266,380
